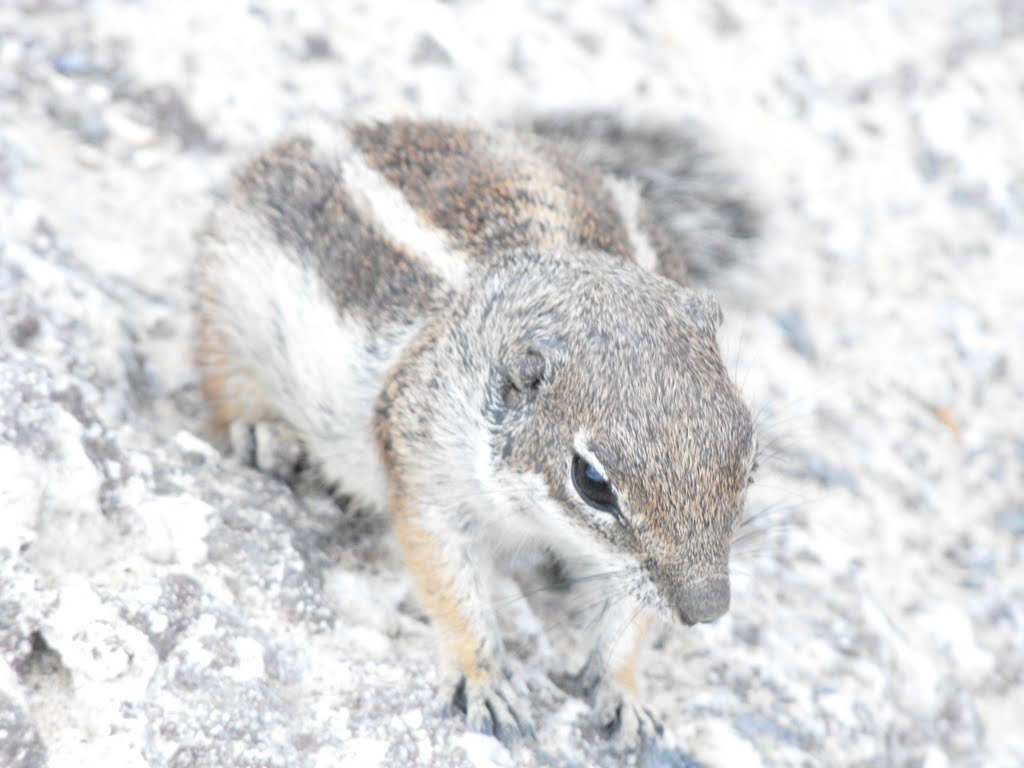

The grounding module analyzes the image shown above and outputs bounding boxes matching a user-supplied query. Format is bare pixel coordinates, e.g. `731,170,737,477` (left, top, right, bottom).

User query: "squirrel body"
193,119,757,743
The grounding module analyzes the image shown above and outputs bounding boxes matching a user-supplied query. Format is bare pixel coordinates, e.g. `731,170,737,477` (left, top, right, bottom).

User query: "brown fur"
353,120,633,261
234,137,449,327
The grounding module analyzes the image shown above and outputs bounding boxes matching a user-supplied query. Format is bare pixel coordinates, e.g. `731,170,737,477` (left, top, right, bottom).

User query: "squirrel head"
481,251,755,625
479,252,753,626
382,250,756,626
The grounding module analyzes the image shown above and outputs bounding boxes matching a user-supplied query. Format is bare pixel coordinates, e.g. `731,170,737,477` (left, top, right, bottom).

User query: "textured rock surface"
1,1,1022,766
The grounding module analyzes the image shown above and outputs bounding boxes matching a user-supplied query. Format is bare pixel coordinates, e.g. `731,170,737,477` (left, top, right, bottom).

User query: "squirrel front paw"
443,669,535,742
590,679,664,748
554,661,664,749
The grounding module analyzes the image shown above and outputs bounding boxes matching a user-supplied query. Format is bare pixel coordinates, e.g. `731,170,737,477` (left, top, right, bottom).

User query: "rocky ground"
1,1,1022,766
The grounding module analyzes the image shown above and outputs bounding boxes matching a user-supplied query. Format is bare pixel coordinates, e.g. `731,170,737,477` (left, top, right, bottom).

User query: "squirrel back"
199,116,754,333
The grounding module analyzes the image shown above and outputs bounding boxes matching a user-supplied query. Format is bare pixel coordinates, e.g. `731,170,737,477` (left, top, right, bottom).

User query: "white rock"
8,197,42,241
173,430,219,460
0,445,43,552
922,745,951,768
919,603,994,685
136,495,212,567
401,708,424,730
229,636,266,683
105,109,156,146
335,737,390,768
680,719,763,768
458,732,513,768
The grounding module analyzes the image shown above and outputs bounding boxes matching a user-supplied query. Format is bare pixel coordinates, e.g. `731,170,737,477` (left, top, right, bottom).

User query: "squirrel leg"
388,482,534,742
578,599,663,747
195,309,305,479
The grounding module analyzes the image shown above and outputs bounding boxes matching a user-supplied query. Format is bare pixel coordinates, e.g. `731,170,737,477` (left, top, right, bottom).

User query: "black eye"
571,454,619,515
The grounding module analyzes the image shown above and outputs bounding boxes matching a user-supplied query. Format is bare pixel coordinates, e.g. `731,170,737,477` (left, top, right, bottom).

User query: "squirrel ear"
684,291,723,335
498,343,561,408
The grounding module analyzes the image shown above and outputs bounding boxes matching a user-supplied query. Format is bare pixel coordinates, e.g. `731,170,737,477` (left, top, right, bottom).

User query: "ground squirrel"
191,118,758,745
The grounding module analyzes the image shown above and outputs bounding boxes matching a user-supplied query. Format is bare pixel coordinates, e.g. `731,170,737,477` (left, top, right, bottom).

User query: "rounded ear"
684,291,723,335
497,343,562,408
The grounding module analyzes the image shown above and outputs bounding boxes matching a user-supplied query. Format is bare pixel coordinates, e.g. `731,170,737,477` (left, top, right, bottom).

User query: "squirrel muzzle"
673,574,730,625
649,559,732,626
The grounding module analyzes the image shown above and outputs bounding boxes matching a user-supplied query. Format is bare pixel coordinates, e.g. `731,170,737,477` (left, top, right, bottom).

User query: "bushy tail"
527,112,760,282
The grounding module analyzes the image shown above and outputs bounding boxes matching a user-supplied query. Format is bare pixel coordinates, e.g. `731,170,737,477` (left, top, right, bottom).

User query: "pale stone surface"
1,1,1021,766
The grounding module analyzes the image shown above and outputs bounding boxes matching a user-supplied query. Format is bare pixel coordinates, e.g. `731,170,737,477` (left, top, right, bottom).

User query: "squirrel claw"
593,685,664,749
445,673,535,743
564,656,664,748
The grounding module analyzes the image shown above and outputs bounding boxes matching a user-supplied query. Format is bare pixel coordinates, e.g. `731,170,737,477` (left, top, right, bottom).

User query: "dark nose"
676,576,730,625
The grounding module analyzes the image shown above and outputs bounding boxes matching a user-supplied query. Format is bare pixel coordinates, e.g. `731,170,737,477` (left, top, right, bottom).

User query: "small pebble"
76,114,109,146
775,307,816,361
411,34,453,66
51,50,91,76
303,33,333,59
804,454,858,492
10,312,40,347
997,506,1024,536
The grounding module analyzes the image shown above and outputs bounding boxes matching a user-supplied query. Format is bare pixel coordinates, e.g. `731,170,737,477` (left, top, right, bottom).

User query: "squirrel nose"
676,576,730,625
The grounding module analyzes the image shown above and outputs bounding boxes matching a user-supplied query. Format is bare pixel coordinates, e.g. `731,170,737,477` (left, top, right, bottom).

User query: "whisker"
543,588,630,637
735,500,794,529
490,568,630,608
601,602,645,670
733,525,792,547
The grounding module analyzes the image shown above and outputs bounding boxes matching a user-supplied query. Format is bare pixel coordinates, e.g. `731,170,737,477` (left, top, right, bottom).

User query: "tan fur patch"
612,611,652,697
194,306,242,434
390,482,490,685
194,282,275,435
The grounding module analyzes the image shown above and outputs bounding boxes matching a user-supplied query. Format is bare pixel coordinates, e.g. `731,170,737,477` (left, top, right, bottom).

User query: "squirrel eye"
571,455,619,516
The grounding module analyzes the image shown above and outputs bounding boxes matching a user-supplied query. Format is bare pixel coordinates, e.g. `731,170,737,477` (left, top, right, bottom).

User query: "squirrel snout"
673,575,730,626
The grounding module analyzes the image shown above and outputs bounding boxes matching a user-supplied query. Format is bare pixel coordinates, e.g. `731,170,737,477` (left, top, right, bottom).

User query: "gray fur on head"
384,247,756,624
